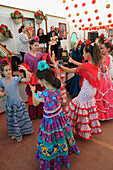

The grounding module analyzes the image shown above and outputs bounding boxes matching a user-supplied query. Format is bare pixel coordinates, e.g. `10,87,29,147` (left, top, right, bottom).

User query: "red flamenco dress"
64,63,102,140
95,55,113,121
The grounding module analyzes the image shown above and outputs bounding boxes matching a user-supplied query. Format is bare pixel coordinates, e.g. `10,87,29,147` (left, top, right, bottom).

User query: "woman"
18,25,31,63
23,37,45,119
37,28,44,36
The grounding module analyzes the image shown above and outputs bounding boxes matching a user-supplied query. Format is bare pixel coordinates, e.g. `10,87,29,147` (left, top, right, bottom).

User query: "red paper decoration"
79,19,82,23
79,27,82,30
111,24,113,27
96,16,99,20
92,0,96,4
72,19,75,23
88,18,91,22
74,4,78,8
65,6,69,10
107,14,112,18
82,3,86,7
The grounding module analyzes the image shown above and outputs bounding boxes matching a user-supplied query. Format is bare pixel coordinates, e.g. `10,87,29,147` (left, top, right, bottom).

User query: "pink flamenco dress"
95,55,113,121
64,63,102,140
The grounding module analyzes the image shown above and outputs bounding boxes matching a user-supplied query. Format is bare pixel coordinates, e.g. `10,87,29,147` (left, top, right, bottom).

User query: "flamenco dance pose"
59,41,102,140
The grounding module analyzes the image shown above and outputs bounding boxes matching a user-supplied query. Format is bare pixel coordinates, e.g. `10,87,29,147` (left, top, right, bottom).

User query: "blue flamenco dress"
0,77,33,140
35,88,80,170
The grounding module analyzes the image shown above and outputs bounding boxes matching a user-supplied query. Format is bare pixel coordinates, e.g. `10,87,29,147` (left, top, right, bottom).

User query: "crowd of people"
0,25,113,169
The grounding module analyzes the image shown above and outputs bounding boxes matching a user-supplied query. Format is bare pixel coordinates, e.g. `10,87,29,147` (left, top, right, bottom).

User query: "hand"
18,65,27,71
68,57,73,63
29,85,36,92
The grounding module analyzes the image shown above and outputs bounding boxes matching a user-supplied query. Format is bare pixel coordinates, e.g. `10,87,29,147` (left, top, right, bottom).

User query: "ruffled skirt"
60,83,67,104
6,100,33,140
36,112,80,170
64,97,102,140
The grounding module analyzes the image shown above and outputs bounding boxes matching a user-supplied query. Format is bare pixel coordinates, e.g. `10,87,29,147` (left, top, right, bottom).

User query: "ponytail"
36,68,61,89
18,25,25,33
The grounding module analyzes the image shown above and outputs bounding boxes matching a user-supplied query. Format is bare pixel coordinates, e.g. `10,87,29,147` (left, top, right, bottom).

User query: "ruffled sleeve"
14,76,22,85
35,91,44,102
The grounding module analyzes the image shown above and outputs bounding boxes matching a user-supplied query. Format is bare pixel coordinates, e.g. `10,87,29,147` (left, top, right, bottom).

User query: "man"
47,26,58,59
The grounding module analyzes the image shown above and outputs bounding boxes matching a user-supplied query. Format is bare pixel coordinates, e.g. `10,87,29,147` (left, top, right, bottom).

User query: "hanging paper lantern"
74,24,77,28
111,24,113,27
76,12,80,16
89,27,92,31
79,19,82,23
82,3,86,7
63,0,66,3
65,6,69,10
96,16,99,20
102,26,105,29
94,9,98,13
79,27,82,30
68,14,71,17
82,24,85,27
107,14,112,18
71,0,74,1
90,23,93,27
72,19,75,23
107,25,109,28
85,27,88,30
82,28,85,31
84,11,88,14
74,4,78,8
106,4,110,9
97,26,100,30
108,20,112,23
92,0,96,4
88,18,91,22
99,22,102,25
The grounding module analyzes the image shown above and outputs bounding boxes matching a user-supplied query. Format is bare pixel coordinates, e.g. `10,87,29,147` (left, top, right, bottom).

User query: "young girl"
59,42,102,140
30,60,80,170
95,39,113,120
0,60,33,142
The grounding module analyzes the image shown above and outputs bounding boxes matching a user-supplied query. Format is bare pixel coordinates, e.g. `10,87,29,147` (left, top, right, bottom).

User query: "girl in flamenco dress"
65,38,85,97
59,41,102,140
95,39,113,121
30,59,80,170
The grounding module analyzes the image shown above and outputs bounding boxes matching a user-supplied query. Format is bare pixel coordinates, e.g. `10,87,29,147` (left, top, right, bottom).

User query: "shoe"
11,136,15,139
17,138,22,142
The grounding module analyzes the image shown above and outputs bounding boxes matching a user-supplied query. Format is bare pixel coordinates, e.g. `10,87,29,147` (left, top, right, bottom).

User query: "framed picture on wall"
59,23,67,39
22,17,35,38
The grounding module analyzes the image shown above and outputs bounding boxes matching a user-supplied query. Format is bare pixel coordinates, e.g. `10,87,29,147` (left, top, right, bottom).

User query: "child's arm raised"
60,64,77,73
68,57,82,66
29,85,40,106
18,65,30,82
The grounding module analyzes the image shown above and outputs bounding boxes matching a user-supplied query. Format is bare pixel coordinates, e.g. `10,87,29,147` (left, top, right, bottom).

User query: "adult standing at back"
18,25,31,63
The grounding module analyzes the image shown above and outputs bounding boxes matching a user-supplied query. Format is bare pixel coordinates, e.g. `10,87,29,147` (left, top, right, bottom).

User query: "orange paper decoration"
99,22,102,25
108,20,112,23
84,11,88,14
94,9,98,13
63,0,66,3
76,12,80,16
89,27,92,31
90,23,93,27
82,28,85,31
82,24,85,27
74,24,77,28
68,14,71,17
96,26,100,30
106,4,110,9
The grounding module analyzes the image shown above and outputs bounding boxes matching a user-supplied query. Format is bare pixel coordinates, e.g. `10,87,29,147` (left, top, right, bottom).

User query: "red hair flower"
100,33,104,39
85,40,91,46
78,40,82,45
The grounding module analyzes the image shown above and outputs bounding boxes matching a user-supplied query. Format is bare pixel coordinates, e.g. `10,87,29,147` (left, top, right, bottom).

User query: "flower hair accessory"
100,33,104,40
0,51,10,65
85,40,91,46
104,38,109,43
34,36,39,42
38,60,49,71
78,40,82,45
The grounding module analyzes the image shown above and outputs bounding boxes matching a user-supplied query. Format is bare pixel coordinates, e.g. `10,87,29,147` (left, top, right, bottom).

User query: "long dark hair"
18,25,25,33
37,28,44,36
36,68,61,89
85,43,102,65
